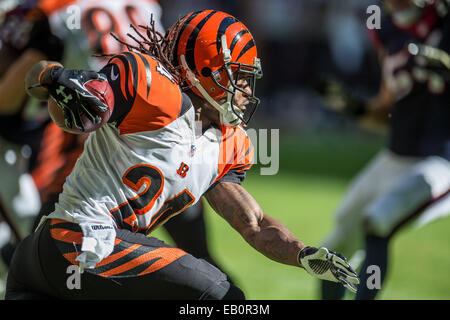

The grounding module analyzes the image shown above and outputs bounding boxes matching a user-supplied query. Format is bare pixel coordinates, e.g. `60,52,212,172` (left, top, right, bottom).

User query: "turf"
152,131,450,300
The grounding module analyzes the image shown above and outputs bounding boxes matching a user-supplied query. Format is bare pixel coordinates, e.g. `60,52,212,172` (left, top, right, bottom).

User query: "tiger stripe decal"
185,10,218,73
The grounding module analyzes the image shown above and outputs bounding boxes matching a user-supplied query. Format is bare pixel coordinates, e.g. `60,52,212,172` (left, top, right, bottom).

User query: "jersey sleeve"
99,51,191,134
214,126,255,185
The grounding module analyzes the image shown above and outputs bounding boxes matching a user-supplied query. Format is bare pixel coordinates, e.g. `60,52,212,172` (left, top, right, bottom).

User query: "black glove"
40,66,109,131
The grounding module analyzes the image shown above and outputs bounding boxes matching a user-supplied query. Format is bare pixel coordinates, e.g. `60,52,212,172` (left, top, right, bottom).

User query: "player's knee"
201,280,245,300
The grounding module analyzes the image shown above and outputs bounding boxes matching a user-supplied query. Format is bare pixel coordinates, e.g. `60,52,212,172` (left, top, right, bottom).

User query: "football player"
319,0,450,300
0,1,64,269
5,10,358,299
31,0,228,277
1,0,229,286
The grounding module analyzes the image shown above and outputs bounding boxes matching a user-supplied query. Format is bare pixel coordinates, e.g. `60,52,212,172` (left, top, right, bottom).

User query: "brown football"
48,80,114,134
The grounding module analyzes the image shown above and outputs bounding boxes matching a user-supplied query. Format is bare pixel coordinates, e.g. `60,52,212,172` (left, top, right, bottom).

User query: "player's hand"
407,43,450,82
37,67,109,131
299,246,359,293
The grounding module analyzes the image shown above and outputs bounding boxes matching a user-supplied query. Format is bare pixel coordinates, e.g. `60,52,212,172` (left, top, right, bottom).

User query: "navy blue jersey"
370,3,450,160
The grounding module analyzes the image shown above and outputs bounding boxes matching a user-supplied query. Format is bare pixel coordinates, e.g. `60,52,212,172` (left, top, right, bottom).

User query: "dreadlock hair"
97,14,186,87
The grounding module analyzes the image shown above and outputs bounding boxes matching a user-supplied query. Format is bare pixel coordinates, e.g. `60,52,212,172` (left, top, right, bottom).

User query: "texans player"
6,10,358,299
319,0,450,300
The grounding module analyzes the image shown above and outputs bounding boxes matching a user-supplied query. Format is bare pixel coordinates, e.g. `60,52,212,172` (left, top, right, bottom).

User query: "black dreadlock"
95,14,185,86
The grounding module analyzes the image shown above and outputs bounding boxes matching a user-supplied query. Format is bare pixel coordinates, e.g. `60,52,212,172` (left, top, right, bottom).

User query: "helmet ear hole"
201,67,212,77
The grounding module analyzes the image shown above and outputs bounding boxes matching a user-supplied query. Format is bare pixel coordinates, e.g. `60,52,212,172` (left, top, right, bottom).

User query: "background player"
0,1,64,279
318,0,450,300
6,10,358,299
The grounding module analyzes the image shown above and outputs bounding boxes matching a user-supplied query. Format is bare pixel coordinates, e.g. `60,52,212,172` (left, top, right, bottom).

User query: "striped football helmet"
170,10,263,126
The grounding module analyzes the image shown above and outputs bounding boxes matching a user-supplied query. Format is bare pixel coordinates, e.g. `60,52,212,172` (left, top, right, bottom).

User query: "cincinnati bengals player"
6,10,358,299
0,0,225,285
31,0,225,274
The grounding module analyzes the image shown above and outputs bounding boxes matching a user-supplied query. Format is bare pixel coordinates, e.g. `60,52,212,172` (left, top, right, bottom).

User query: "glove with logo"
299,246,359,293
35,66,110,132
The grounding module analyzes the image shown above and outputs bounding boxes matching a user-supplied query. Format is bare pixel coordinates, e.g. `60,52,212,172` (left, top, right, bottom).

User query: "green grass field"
152,131,450,300
2,131,448,300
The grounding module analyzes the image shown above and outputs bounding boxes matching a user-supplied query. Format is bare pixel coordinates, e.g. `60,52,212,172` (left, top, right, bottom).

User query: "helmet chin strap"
180,36,243,127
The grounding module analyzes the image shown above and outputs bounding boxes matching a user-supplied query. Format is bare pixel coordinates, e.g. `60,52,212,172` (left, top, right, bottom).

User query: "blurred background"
1,0,449,300
154,0,450,300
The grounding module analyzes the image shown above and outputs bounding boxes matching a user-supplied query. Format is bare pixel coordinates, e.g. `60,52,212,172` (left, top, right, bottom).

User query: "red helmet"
170,10,263,126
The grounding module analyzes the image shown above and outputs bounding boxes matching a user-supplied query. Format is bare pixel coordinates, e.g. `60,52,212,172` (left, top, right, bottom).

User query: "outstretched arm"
205,181,360,292
205,181,304,266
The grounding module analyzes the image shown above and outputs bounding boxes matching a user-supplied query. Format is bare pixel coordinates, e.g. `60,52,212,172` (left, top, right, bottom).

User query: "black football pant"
5,219,244,300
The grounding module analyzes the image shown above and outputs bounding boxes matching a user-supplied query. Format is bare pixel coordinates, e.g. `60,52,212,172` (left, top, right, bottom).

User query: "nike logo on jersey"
111,66,119,81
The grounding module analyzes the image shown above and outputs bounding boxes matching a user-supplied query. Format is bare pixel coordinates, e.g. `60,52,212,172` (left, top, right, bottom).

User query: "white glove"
299,246,359,293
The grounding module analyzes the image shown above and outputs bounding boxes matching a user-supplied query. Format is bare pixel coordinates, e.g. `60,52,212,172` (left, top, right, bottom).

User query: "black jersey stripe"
111,54,133,100
135,52,152,98
53,239,82,255
49,221,82,233
107,257,162,278
123,52,139,98
88,242,153,276
185,10,218,72
179,92,193,117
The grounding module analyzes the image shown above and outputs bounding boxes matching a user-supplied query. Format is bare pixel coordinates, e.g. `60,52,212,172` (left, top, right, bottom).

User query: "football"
25,60,63,101
48,79,114,134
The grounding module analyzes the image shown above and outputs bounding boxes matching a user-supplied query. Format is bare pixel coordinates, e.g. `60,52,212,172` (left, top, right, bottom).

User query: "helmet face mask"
173,10,263,127
209,50,263,126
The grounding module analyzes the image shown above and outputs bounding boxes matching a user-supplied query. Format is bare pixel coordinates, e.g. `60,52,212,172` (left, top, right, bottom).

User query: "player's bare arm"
205,181,305,267
205,181,360,292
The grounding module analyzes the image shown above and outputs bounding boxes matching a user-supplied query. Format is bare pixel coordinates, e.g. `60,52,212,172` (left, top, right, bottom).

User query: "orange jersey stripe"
50,228,83,244
138,247,187,276
37,0,76,16
63,251,80,265
215,125,254,183
106,52,183,134
95,242,141,268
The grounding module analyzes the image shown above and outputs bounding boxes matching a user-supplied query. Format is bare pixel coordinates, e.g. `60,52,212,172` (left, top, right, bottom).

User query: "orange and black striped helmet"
170,10,263,126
